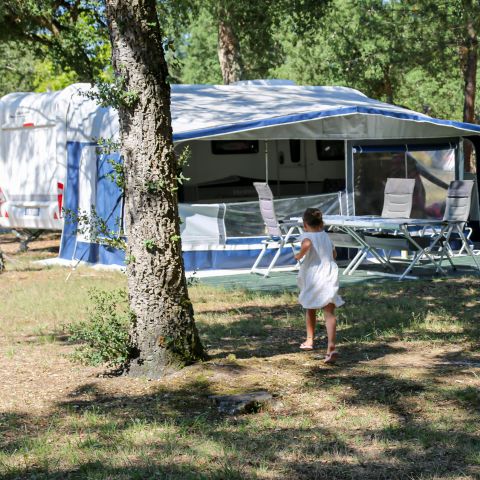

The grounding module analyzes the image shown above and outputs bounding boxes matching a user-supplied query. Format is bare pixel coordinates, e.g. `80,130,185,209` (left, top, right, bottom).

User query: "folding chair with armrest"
381,178,415,218
328,180,415,275
350,178,416,272
436,180,480,271
250,182,303,277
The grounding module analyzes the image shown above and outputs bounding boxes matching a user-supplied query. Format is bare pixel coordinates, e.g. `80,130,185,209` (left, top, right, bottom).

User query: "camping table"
327,215,450,280
291,215,453,280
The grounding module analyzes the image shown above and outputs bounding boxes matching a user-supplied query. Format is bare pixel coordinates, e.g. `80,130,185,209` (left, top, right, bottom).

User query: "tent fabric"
6,83,480,145
168,84,480,141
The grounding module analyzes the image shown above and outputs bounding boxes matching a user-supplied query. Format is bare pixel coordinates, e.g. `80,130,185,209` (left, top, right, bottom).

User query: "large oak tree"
104,0,205,377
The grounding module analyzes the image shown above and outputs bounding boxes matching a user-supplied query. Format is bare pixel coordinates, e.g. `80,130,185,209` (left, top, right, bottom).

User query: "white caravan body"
0,84,117,230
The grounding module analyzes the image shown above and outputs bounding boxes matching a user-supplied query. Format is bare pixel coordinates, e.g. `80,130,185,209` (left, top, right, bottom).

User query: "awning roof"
3,82,479,143
170,83,480,142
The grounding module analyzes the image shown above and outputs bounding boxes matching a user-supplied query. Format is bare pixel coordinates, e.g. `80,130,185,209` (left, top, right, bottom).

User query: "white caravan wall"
0,86,72,229
179,139,346,202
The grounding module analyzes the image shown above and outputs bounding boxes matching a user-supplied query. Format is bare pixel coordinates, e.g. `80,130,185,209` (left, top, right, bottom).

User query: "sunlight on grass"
1,254,480,479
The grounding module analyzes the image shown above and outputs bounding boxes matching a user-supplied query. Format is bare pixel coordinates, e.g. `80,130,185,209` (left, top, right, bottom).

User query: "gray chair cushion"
381,178,415,218
254,182,283,237
442,180,474,222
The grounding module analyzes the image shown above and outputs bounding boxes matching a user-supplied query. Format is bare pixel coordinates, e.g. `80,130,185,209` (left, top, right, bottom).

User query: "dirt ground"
1,231,480,479
0,230,61,257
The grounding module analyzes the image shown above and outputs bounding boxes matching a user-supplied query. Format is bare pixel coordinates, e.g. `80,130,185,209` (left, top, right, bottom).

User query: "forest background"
1,0,479,124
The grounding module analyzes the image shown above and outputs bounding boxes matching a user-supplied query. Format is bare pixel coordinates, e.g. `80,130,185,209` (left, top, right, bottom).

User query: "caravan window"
289,139,301,163
211,140,259,155
316,140,344,161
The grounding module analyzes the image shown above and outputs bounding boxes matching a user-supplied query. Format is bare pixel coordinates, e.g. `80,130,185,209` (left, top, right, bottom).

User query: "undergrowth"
68,288,132,368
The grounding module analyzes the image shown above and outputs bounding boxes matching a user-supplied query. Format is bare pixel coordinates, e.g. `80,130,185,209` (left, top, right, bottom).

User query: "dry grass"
1,234,480,479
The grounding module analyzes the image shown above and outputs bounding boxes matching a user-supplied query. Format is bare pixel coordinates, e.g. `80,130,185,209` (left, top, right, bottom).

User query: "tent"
1,81,479,270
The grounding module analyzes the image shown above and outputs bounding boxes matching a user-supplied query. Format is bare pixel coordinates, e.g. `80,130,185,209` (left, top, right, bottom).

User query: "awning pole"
456,138,464,179
345,140,354,215
265,140,269,183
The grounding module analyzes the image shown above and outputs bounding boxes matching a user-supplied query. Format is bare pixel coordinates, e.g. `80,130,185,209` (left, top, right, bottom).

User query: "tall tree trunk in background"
217,14,242,84
384,70,394,105
461,18,477,172
105,0,205,379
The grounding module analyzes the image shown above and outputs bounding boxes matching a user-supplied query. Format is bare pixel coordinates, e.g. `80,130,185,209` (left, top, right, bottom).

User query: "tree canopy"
1,0,479,123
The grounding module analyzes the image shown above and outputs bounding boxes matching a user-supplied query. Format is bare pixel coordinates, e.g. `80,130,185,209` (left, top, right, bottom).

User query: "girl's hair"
303,208,324,228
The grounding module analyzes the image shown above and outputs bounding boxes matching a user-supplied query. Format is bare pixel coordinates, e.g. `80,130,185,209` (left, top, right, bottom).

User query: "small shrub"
69,288,132,368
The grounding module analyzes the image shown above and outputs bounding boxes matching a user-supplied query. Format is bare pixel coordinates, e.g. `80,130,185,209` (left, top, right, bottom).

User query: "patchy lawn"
1,234,480,479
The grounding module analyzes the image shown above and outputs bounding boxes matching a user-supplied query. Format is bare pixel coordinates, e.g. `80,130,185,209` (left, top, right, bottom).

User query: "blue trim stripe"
172,106,480,141
353,142,455,153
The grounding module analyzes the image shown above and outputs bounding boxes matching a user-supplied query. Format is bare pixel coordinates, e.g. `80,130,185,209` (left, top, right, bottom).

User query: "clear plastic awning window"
179,192,339,248
353,147,455,218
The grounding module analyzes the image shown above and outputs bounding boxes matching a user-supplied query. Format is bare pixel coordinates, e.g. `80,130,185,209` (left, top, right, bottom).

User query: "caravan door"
0,122,64,230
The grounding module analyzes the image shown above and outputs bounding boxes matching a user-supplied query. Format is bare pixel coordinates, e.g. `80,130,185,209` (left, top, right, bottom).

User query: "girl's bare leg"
323,303,337,354
304,309,317,347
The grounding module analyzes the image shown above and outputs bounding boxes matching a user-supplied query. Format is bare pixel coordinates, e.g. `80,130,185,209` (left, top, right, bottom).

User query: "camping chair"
338,190,355,216
325,191,363,274
328,231,367,275
357,178,416,267
434,180,480,271
250,182,302,277
381,178,415,218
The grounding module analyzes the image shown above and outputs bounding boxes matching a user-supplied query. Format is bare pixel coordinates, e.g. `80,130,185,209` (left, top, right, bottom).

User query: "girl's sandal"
300,337,314,350
324,351,339,364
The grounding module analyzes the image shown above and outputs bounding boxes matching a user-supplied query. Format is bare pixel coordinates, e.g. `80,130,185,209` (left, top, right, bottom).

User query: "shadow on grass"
1,373,479,480
1,379,353,480
3,277,480,478
196,277,480,361
303,362,480,478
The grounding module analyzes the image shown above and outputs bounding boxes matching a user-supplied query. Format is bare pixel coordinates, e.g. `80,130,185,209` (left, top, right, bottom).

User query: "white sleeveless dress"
297,231,345,309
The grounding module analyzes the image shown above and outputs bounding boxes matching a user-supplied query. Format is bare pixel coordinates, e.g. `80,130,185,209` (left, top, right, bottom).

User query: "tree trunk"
384,72,394,105
217,16,242,84
462,19,478,172
0,249,4,273
105,0,205,379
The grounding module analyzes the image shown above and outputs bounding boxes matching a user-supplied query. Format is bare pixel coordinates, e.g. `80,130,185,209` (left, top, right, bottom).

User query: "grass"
1,239,480,479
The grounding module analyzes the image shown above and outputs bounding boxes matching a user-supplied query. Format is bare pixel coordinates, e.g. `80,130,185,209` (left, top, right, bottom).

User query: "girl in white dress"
294,208,344,363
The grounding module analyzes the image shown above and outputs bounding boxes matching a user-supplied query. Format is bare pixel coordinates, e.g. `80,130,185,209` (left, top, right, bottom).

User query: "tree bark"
105,0,205,379
217,15,242,84
461,18,478,172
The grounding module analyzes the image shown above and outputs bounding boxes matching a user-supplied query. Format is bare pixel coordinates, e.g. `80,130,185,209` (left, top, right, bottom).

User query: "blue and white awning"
169,83,480,142
3,82,479,144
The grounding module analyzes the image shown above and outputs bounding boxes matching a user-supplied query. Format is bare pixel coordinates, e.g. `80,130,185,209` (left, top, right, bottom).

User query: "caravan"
1,81,480,270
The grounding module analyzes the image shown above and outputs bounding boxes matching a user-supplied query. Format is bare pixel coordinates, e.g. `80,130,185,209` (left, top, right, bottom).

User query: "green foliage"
177,145,191,169
64,206,126,252
270,0,476,121
174,8,223,84
0,42,36,96
0,0,111,85
32,58,79,92
69,288,132,368
106,157,125,190
85,74,139,110
96,137,121,155
145,179,166,194
143,239,157,251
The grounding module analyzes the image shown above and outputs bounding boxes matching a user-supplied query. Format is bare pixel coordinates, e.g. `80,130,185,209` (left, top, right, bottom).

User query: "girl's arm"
295,238,312,261
333,247,337,260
